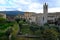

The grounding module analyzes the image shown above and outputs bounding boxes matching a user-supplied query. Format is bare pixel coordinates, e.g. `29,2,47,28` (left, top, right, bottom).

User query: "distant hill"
0,11,24,16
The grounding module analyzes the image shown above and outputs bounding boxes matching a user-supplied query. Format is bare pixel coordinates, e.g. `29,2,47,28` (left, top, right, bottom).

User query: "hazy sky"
0,0,60,13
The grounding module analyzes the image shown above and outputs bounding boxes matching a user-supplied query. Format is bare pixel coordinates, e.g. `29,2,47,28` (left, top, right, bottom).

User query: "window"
43,17,44,21
48,16,55,18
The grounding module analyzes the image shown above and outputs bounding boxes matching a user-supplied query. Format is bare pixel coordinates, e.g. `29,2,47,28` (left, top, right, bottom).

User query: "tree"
5,27,12,40
0,18,6,23
43,29,58,40
29,26,38,35
15,18,20,23
34,24,59,40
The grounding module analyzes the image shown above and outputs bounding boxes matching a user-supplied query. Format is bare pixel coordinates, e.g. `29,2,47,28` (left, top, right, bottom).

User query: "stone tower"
43,3,48,24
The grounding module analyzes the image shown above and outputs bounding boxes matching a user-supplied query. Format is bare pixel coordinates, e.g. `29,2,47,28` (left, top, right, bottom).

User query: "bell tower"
43,3,48,24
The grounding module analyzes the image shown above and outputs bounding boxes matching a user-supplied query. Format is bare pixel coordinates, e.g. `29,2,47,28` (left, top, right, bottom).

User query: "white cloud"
12,0,43,13
12,0,32,5
26,2,43,13
0,0,6,4
28,3,42,10
0,0,60,13
0,7,6,11
14,0,60,13
48,7,60,13
0,6,18,11
17,8,22,11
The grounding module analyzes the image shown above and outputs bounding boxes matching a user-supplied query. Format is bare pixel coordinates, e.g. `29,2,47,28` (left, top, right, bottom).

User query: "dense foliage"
0,18,60,40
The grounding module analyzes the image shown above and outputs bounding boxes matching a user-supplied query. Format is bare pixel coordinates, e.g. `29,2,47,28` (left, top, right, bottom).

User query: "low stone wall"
15,35,40,40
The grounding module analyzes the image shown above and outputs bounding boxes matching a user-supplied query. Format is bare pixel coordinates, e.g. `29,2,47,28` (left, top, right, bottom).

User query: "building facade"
0,12,6,19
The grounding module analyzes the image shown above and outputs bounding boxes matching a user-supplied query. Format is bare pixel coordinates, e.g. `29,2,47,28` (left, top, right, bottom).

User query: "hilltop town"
1,3,60,25
0,3,60,40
